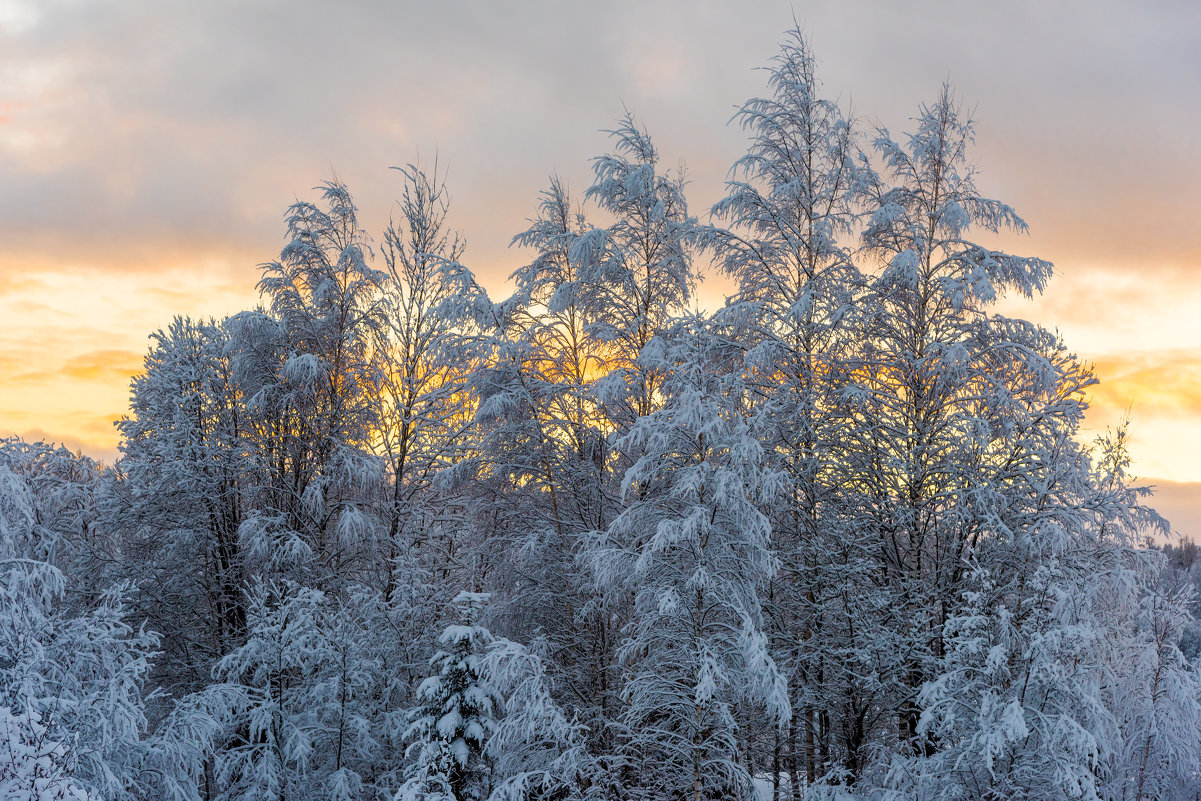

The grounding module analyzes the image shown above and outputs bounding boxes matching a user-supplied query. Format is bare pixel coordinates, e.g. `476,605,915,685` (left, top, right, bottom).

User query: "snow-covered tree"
705,29,874,786
589,324,789,800
374,164,476,596
229,180,387,585
9,25,1195,801
573,115,699,429
0,441,157,800
850,84,1058,756
1105,567,1201,799
205,581,326,801
460,177,625,750
398,591,501,801
202,580,403,801
1089,430,1201,800
482,637,596,801
501,176,610,542
901,562,1116,801
0,705,99,801
114,316,249,697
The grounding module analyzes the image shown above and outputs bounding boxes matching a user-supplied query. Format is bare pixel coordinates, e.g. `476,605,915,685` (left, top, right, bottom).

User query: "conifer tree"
398,592,501,801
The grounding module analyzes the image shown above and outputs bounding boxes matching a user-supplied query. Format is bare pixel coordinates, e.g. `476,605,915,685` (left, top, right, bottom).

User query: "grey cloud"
0,0,1197,287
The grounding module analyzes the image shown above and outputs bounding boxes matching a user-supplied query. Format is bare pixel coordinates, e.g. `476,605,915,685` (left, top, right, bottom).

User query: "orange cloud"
10,349,142,384
1089,351,1201,420
0,271,44,296
12,427,120,467
60,348,145,382
0,258,261,470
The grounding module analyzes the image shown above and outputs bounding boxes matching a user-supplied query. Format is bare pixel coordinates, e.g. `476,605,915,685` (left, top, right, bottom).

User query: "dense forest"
3,29,1200,801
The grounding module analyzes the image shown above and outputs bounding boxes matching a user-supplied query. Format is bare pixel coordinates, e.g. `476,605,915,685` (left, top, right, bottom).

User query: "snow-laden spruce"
397,592,500,801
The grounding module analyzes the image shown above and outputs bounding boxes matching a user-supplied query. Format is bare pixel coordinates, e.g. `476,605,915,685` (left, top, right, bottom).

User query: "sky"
1,0,1199,540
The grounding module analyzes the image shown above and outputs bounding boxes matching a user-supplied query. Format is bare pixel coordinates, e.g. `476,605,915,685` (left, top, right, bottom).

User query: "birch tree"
853,84,1056,754
0,442,157,800
705,29,873,785
115,317,249,696
590,324,789,800
229,180,387,586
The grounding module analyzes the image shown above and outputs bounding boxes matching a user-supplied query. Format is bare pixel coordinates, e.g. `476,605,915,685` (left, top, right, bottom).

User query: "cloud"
1064,350,1201,484
1142,478,1201,546
0,0,1195,286
995,262,1201,363
9,426,119,466
0,1,38,36
0,271,44,296
0,0,1198,488
56,348,143,382
1089,351,1201,419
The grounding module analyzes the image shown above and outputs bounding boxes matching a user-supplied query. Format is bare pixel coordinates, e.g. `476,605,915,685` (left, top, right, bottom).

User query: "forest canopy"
2,26,1200,801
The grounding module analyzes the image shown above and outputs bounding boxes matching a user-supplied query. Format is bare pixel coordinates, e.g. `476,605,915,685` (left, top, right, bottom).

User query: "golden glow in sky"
1,1,1198,538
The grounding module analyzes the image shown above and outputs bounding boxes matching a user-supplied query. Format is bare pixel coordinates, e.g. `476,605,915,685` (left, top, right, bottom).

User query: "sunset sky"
2,0,1199,539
